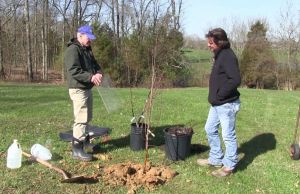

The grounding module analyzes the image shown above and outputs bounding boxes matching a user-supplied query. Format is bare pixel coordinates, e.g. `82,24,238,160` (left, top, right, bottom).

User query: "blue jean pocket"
232,99,240,113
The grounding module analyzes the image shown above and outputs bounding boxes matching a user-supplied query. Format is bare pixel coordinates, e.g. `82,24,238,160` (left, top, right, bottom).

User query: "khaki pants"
69,88,93,140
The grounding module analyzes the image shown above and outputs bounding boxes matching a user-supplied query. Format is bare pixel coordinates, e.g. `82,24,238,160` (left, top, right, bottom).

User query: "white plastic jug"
7,139,22,169
31,144,52,160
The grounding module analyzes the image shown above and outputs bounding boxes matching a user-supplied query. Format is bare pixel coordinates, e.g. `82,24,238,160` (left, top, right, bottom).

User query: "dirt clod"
102,161,177,193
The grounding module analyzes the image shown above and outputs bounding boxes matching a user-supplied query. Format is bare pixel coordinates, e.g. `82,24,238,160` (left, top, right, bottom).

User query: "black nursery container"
164,128,193,161
130,123,147,151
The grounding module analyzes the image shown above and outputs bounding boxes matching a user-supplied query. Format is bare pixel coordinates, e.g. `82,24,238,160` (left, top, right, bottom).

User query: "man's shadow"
236,133,276,171
99,132,130,152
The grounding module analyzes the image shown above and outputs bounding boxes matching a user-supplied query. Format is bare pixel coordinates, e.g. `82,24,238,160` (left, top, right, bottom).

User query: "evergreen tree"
240,20,277,88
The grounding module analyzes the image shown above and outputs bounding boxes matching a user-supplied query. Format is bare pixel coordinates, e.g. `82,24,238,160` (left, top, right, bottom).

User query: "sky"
183,0,300,38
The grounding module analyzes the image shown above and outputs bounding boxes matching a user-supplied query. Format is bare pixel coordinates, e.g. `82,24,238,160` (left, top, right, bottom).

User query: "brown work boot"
211,166,233,177
196,159,222,167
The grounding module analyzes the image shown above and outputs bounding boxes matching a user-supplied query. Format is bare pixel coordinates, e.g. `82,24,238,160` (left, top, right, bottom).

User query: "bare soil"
102,161,177,193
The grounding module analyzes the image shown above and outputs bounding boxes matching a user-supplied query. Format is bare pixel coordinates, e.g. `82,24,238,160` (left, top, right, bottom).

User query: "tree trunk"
121,0,125,37
116,0,121,57
111,0,118,61
74,0,79,31
171,0,176,29
34,0,38,76
13,5,17,68
62,0,67,81
43,0,49,80
78,0,82,26
42,0,48,80
171,0,182,30
43,3,45,80
0,19,4,79
25,0,33,81
116,0,120,39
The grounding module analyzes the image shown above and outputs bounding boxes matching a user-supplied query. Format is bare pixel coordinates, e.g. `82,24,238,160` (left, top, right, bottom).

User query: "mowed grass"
1,83,300,193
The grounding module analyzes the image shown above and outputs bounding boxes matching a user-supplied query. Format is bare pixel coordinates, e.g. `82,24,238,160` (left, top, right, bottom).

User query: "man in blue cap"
64,25,102,161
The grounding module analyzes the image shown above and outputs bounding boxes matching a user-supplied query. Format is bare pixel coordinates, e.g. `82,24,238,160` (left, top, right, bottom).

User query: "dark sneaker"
196,159,222,167
211,167,233,177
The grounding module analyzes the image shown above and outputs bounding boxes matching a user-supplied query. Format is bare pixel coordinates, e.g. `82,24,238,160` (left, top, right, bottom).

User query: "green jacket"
64,38,101,89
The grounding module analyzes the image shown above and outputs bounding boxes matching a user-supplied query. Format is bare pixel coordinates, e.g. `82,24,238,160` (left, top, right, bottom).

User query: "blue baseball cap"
77,25,96,40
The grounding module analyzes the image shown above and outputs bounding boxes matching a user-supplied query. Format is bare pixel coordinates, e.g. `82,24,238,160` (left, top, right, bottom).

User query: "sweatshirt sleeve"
217,50,241,98
94,62,101,73
64,46,93,83
90,51,102,74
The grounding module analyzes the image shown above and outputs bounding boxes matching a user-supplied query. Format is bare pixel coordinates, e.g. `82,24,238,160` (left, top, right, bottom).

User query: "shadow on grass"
58,126,130,152
103,134,130,152
96,124,209,158
67,176,99,184
190,144,210,155
104,124,185,151
237,133,276,172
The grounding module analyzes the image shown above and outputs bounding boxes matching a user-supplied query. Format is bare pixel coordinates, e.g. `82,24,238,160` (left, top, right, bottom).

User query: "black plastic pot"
164,128,193,161
130,123,147,151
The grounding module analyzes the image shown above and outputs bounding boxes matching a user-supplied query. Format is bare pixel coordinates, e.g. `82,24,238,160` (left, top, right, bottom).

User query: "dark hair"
205,28,230,49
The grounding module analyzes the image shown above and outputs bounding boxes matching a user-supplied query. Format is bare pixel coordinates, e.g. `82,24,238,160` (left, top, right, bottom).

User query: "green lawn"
1,84,300,193
182,48,211,63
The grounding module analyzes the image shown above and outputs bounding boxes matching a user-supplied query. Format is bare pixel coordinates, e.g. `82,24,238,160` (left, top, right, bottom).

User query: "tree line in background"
0,0,299,90
239,19,300,91
0,0,187,87
184,1,300,91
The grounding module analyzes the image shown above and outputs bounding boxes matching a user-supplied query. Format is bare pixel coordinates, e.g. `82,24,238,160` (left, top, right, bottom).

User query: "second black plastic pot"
164,128,193,161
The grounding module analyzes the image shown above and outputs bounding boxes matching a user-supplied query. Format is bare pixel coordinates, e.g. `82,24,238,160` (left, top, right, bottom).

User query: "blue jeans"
205,99,240,170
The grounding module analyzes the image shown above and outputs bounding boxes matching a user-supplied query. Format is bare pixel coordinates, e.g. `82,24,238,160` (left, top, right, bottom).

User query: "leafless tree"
274,1,300,90
226,17,249,58
52,0,73,80
0,0,185,84
130,0,153,37
41,0,49,80
170,0,182,30
0,0,22,79
24,0,33,80
12,0,20,69
217,17,250,59
33,0,38,75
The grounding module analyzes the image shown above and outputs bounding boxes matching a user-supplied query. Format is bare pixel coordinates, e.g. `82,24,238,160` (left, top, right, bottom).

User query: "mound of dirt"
102,161,177,193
